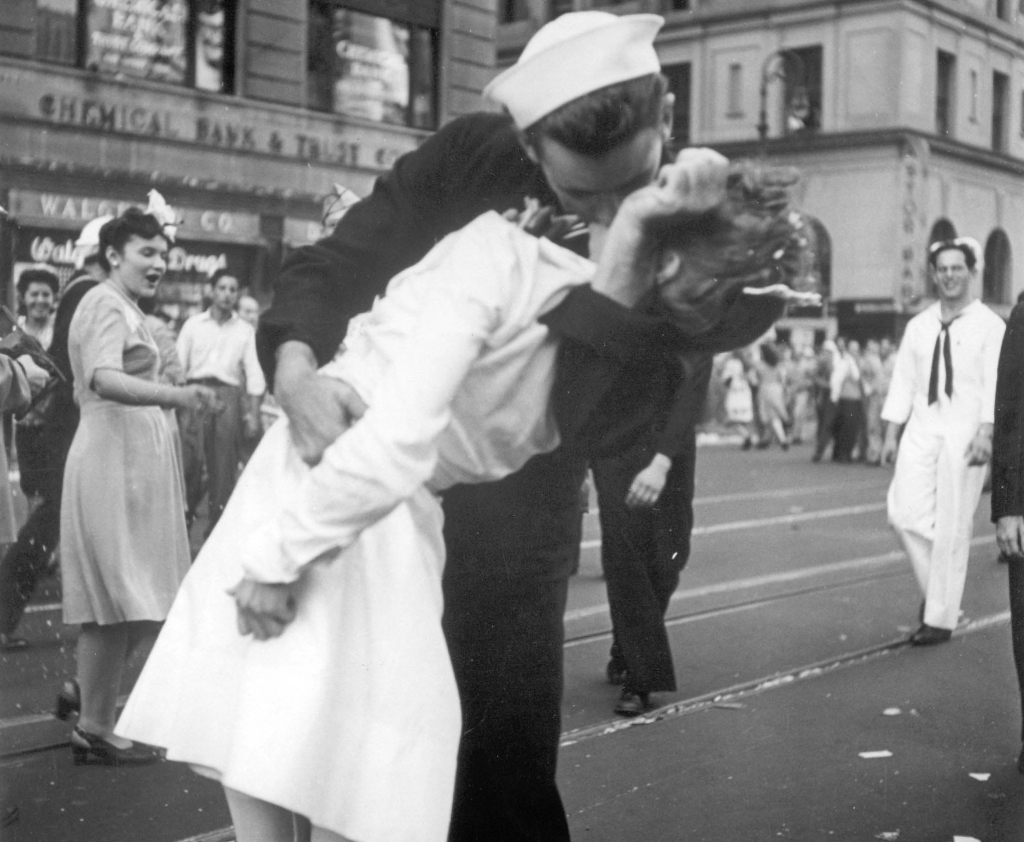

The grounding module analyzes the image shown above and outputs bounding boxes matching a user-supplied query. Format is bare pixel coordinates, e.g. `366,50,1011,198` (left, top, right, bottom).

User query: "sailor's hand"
275,342,367,466
15,355,49,395
964,423,993,467
229,577,299,641
621,148,729,226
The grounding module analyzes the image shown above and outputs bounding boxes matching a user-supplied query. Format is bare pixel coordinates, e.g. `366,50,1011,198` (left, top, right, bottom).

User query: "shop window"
983,229,1012,305
996,0,1009,20
726,63,743,118
664,61,691,147
804,216,832,301
307,1,438,130
970,69,979,122
3,1,236,93
501,0,531,23
782,45,821,135
993,71,1009,152
936,51,955,137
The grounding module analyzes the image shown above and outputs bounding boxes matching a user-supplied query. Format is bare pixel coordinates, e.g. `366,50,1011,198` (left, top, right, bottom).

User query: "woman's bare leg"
223,787,300,842
76,622,130,745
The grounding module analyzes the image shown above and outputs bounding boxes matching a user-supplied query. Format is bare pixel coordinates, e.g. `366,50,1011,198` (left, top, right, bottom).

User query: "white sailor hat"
73,215,114,268
484,11,664,130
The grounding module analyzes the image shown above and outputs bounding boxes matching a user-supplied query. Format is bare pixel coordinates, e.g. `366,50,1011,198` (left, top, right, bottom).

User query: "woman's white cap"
484,12,664,130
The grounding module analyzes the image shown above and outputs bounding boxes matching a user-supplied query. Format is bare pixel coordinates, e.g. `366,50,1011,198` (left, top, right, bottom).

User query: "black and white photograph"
1,1,1024,841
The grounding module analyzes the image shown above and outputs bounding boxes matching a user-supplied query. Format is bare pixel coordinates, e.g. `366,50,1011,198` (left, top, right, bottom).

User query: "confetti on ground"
953,837,981,842
859,750,893,759
712,702,746,710
882,707,902,716
874,832,899,841
968,773,990,781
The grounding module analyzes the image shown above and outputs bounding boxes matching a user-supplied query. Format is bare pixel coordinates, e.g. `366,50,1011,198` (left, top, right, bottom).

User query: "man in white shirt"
881,238,1005,645
177,271,266,533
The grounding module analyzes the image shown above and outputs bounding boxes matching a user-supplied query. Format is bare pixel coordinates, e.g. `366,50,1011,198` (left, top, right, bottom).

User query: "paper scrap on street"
882,707,902,716
953,837,981,842
968,773,990,781
712,702,746,710
859,750,893,759
874,832,899,841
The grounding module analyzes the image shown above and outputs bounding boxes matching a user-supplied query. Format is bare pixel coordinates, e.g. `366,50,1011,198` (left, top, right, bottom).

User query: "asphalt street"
1,442,1021,842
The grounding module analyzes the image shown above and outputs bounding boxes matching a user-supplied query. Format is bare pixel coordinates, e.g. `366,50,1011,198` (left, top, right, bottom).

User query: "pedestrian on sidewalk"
721,350,754,448
830,337,862,463
0,218,110,650
592,355,710,716
989,290,1024,774
57,203,218,766
811,338,837,461
881,237,1004,646
754,342,790,449
177,271,265,534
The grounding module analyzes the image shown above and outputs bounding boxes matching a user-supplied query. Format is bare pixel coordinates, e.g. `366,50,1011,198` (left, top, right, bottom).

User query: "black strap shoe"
70,726,161,767
909,624,952,646
614,689,652,717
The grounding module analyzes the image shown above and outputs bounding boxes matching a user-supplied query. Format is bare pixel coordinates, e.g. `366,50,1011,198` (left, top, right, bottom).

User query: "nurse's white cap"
484,11,664,130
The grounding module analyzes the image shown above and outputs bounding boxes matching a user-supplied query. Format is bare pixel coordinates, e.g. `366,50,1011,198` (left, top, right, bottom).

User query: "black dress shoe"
70,726,160,767
0,633,27,651
909,624,952,646
614,689,653,717
1017,743,1024,774
54,679,80,721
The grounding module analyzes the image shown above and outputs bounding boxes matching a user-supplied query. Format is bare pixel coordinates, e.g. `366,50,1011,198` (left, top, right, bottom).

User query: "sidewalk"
559,619,1024,842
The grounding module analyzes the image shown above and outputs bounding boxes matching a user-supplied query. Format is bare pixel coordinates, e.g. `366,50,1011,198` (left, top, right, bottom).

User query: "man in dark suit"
991,298,1024,774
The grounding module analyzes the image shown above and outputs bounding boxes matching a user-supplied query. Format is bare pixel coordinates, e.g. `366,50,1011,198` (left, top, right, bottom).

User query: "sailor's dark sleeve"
992,303,1024,522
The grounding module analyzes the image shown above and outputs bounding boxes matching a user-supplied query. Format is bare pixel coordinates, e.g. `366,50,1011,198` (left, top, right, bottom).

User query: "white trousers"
887,422,987,630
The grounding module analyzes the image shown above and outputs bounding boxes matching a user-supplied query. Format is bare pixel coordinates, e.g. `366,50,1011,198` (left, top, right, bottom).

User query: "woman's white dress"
115,213,594,842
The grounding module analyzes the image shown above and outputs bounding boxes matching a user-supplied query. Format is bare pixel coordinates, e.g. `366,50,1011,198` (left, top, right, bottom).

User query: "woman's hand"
178,384,220,413
15,355,50,395
228,577,300,640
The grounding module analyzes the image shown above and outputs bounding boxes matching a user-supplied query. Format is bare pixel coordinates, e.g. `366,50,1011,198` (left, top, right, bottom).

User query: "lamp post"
757,50,808,144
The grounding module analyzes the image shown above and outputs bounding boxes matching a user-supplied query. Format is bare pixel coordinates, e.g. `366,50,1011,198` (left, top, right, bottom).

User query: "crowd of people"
710,334,898,462
1,10,1023,842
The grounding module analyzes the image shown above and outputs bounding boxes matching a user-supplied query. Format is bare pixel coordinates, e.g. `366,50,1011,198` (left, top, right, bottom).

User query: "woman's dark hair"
16,266,59,299
927,240,976,270
524,73,669,157
760,342,780,367
97,207,166,272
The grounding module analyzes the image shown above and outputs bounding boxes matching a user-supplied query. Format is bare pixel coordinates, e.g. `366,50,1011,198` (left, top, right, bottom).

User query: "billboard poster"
85,0,189,85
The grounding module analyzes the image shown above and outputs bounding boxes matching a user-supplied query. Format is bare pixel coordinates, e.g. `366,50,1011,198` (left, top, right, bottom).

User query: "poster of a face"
195,0,226,92
86,0,188,84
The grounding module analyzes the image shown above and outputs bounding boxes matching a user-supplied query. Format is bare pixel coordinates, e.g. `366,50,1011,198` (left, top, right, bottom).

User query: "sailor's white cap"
484,11,664,130
73,215,114,268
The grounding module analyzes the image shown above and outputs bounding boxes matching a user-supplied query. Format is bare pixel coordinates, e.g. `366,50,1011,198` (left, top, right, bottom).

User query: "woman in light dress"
722,350,754,448
58,208,217,766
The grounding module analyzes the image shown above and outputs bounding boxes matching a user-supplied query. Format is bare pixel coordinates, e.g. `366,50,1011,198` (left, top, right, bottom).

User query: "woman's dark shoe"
70,726,160,766
614,689,652,717
909,624,952,646
54,679,80,721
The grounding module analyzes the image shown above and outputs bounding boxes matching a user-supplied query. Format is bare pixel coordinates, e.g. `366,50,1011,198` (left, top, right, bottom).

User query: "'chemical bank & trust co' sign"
33,89,408,170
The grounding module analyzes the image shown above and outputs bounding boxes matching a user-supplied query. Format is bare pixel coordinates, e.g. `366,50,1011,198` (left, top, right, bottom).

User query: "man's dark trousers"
441,447,585,842
181,379,243,531
591,430,695,692
1010,559,1024,741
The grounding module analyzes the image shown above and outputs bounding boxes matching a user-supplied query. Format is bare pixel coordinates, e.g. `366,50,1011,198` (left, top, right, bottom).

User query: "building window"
501,0,530,23
726,63,743,117
551,0,575,17
936,51,955,137
783,45,822,135
35,0,79,66
664,62,691,147
669,0,690,9
993,71,1009,152
2,1,236,92
1020,89,1024,138
307,1,438,129
996,0,1009,20
983,229,1012,304
970,69,979,122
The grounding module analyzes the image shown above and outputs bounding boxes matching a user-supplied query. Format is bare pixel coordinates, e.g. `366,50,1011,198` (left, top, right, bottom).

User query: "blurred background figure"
12,267,59,501
754,342,790,450
721,350,754,449
320,183,361,238
237,292,260,329
176,271,265,536
0,216,111,651
859,338,884,465
812,339,837,462
56,206,217,765
789,345,817,445
830,337,862,464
